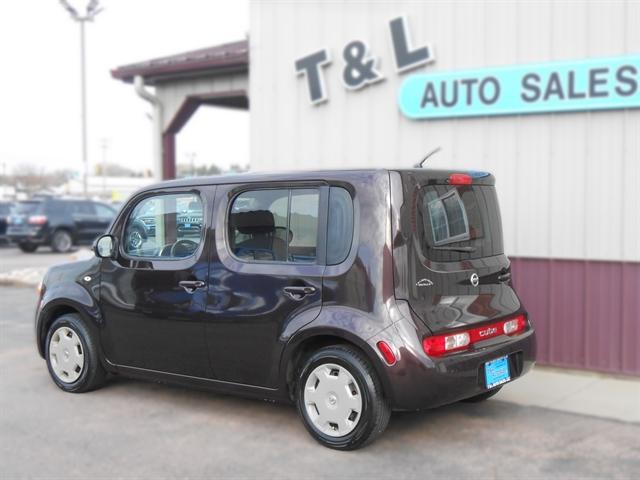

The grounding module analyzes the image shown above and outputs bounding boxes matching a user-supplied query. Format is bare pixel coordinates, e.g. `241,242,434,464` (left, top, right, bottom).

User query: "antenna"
414,147,441,168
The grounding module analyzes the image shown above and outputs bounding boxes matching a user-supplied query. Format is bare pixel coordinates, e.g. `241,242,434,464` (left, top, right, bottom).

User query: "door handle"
178,280,206,293
283,286,317,301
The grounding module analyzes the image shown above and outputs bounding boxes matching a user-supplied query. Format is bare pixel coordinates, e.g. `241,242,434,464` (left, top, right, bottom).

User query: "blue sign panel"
398,55,640,119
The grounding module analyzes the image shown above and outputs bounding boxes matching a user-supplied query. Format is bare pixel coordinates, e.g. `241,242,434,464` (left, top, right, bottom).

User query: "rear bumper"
376,319,536,411
7,227,49,245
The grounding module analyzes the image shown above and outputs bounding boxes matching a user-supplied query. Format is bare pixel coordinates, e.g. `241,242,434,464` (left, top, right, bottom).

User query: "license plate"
484,355,511,389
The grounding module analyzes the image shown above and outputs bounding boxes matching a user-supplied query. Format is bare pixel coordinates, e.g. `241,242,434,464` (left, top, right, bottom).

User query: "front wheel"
45,314,107,393
296,345,390,450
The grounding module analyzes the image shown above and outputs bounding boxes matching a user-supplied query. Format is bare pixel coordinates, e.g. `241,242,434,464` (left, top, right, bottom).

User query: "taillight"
448,173,473,185
503,315,526,335
423,314,527,357
376,341,397,365
423,332,470,356
28,215,48,225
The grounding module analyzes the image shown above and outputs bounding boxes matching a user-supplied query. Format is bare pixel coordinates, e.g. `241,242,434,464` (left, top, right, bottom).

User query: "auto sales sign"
294,16,640,119
398,56,640,119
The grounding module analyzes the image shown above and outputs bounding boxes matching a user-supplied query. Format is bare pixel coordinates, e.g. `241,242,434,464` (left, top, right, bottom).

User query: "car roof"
137,168,494,193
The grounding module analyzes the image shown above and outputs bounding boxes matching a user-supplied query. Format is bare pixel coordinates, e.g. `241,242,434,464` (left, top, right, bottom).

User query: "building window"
123,193,203,258
229,188,320,264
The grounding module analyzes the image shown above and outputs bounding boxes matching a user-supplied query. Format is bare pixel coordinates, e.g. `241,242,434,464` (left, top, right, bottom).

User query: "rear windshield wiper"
431,246,476,253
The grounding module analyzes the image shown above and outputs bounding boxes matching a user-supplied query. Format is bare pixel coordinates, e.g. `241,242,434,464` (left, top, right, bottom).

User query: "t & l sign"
294,16,433,104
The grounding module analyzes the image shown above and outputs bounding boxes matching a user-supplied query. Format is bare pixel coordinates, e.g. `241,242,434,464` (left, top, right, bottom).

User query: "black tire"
462,386,503,403
44,314,107,393
295,345,390,450
18,242,38,253
51,229,73,253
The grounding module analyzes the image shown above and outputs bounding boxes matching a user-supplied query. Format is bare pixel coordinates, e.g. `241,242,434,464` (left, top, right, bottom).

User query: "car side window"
78,201,96,215
229,188,320,264
94,203,115,218
326,187,354,265
123,193,203,259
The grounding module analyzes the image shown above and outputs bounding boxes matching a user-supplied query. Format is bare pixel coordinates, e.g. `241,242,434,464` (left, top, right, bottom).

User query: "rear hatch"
7,201,43,234
392,169,520,334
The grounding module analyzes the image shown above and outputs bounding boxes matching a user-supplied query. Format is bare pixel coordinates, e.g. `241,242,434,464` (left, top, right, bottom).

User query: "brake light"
422,314,527,357
503,315,527,335
376,341,397,365
28,215,48,225
423,332,470,356
448,173,473,185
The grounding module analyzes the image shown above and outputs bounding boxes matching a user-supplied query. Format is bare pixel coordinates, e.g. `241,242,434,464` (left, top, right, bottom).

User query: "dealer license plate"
484,355,511,389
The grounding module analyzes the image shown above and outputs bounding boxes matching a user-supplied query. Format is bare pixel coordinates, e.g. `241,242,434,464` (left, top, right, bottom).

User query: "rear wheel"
462,386,503,403
45,314,107,393
18,242,38,253
296,345,390,450
51,229,73,253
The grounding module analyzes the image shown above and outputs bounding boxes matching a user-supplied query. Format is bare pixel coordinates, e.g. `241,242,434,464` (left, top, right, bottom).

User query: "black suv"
35,169,535,449
0,201,13,243
7,197,116,253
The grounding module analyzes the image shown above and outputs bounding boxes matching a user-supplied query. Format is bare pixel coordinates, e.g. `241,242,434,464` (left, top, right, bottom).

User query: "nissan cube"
35,169,536,450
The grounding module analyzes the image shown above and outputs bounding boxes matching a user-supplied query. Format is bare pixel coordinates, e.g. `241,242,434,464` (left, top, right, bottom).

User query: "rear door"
93,202,116,238
394,171,520,333
69,201,98,243
205,183,325,388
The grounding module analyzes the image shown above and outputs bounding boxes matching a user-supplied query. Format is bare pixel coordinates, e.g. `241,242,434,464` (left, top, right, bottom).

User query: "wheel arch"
37,297,102,359
280,329,391,403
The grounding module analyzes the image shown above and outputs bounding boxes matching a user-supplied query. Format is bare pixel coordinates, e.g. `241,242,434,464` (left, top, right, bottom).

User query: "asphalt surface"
1,285,639,479
0,243,91,274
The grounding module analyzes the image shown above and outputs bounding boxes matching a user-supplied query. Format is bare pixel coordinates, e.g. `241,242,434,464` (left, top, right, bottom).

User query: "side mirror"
94,235,116,259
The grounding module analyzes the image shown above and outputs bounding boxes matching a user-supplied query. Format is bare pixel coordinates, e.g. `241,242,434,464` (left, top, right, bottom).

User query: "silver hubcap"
303,363,363,437
49,327,84,383
56,233,71,251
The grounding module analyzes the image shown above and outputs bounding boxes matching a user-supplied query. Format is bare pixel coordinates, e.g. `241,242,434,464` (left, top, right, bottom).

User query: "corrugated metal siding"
512,258,640,375
250,0,640,263
249,0,640,375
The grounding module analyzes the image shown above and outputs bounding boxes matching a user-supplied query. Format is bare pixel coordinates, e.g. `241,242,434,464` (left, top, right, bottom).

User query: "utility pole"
100,138,109,198
59,0,103,198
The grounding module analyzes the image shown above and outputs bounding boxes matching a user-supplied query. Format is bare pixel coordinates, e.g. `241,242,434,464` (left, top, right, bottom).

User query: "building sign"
398,56,640,119
295,16,432,104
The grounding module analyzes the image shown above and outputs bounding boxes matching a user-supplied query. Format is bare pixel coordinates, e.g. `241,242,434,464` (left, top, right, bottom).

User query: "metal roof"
111,39,248,84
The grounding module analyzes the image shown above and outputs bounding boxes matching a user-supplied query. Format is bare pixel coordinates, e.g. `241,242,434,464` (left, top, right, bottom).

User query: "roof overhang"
111,39,248,85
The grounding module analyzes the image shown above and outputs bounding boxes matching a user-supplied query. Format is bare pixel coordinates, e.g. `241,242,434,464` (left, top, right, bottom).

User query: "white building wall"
249,0,640,263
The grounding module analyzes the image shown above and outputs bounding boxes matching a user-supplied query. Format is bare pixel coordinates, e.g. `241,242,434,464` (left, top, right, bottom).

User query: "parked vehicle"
35,169,535,449
7,197,116,253
0,201,14,243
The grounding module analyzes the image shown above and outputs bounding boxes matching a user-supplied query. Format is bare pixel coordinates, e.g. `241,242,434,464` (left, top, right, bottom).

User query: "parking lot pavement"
1,285,639,479
0,244,92,273
0,245,92,286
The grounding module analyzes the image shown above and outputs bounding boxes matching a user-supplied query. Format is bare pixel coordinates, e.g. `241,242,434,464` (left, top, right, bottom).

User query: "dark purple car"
35,169,535,450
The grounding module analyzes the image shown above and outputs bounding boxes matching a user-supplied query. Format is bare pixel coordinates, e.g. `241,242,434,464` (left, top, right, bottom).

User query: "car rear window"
416,185,503,261
14,201,42,214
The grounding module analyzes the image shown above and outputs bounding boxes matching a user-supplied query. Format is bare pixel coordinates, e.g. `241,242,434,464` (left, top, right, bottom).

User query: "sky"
0,0,249,176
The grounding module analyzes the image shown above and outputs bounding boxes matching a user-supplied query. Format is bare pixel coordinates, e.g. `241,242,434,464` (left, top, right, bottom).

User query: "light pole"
59,0,103,198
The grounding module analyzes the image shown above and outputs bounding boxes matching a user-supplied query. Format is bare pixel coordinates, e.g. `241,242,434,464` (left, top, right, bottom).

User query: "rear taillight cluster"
423,314,527,357
28,215,48,225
